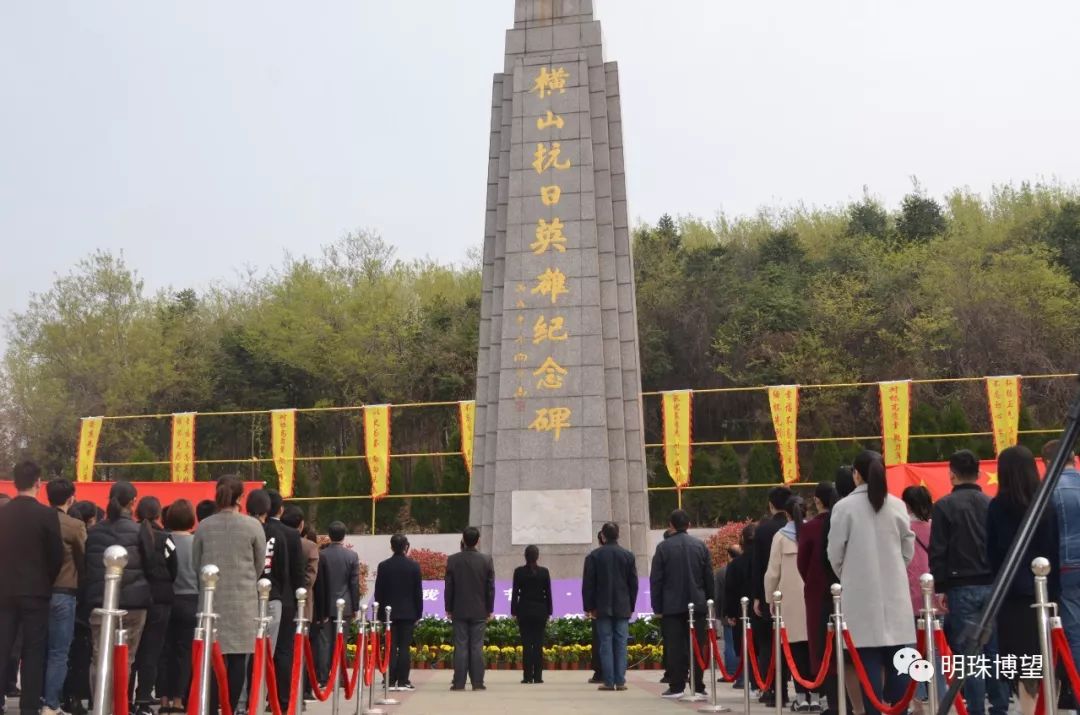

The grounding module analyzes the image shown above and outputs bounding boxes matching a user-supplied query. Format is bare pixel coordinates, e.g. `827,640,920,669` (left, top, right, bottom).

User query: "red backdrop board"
0,481,264,510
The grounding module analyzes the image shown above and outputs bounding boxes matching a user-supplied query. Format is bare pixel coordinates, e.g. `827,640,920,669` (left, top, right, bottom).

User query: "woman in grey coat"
192,476,265,714
827,451,915,715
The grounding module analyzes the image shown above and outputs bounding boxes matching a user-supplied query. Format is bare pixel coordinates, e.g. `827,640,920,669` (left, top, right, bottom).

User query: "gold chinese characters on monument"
516,65,573,442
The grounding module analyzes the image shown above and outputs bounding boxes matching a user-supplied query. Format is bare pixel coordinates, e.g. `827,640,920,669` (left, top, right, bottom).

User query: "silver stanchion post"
253,578,272,715
918,574,938,715
332,598,346,715
682,603,706,702
1033,557,1057,713
92,545,128,715
364,601,385,715
197,565,220,715
295,588,309,715
353,602,368,715
699,598,730,713
377,605,398,706
831,584,846,715
773,591,783,715
740,597,751,715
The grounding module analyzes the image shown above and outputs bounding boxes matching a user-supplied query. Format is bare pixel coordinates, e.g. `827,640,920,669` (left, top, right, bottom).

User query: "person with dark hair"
265,489,304,712
84,480,153,706
41,478,86,715
899,486,944,715
583,523,637,692
1045,439,1080,678
724,523,756,689
588,530,606,685
159,500,197,714
64,500,98,713
313,522,360,684
130,497,176,715
0,462,63,715
512,544,552,685
651,509,713,699
929,450,1008,715
374,534,423,691
987,446,1059,715
280,506,318,701
750,486,792,706
247,488,289,654
195,499,217,524
766,496,815,711
444,526,495,691
827,452,915,715
193,476,265,714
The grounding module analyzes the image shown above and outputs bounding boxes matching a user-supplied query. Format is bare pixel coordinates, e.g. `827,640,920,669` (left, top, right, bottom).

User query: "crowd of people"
1,442,1079,715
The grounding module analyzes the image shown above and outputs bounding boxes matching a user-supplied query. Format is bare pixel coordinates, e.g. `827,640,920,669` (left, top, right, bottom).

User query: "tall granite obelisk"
471,0,650,578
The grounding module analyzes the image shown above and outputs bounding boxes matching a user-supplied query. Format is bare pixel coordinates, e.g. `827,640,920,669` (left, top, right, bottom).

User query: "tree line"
4,182,1080,529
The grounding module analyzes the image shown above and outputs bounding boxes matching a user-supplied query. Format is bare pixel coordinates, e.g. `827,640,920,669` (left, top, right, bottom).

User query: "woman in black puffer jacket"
83,481,153,697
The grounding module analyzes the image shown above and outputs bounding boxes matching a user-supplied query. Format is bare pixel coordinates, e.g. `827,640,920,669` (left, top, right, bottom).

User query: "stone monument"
470,0,650,579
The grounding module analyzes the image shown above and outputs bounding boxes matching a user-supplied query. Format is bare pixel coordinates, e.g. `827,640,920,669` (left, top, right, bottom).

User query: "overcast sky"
3,0,1080,326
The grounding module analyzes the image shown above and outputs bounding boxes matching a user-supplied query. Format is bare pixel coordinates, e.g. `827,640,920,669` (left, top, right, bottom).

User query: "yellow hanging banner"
879,381,911,466
768,385,800,484
986,376,1021,456
459,401,475,479
75,417,103,483
365,405,391,500
661,390,693,488
171,413,196,483
271,409,296,498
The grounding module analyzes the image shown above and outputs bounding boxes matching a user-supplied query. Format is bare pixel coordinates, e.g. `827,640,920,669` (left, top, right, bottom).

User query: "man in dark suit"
583,522,638,691
444,526,494,691
0,462,63,715
313,521,360,683
374,534,423,691
267,490,306,709
650,509,713,699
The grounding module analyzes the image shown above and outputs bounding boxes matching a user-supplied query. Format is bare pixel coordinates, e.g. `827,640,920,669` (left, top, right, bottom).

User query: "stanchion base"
376,697,400,705
680,693,708,703
697,706,731,713
362,708,387,715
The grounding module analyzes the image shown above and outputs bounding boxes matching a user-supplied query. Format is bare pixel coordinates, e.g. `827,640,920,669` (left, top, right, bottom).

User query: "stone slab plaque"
510,488,593,545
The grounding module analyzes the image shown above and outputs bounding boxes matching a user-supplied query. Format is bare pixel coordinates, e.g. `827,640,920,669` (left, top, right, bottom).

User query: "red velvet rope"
343,632,364,700
690,624,710,671
303,632,343,702
364,630,377,687
247,637,265,715
744,627,776,690
707,627,743,682
1054,627,1080,702
380,628,392,674
841,630,918,715
287,634,304,715
113,643,129,715
186,640,203,715
780,627,834,689
263,638,283,715
934,629,970,715
210,642,233,715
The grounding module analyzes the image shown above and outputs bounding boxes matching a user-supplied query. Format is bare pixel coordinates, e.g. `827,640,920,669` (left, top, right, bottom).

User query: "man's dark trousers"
662,611,707,694
451,619,486,689
389,620,416,687
275,603,297,706
0,596,50,714
590,619,601,680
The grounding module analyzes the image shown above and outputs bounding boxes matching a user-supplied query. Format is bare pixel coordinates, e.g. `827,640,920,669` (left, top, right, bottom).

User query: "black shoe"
449,686,466,691
472,685,487,691
661,688,685,699
588,676,603,684
598,685,616,691
398,683,415,692
760,689,774,704
521,679,533,684
660,675,671,684
534,679,544,684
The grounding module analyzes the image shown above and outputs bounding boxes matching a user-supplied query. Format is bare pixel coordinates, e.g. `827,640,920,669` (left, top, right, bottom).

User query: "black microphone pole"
937,377,1080,714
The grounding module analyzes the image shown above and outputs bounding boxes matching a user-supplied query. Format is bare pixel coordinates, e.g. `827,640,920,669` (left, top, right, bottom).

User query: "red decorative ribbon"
744,627,776,690
1054,627,1080,703
113,643,129,715
247,637,265,715
303,631,342,702
707,627,744,682
380,628,392,674
841,631,918,715
186,640,203,715
780,628,834,689
933,629,970,715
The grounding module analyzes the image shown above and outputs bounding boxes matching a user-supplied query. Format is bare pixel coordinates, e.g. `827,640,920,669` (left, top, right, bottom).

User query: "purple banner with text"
420,578,654,619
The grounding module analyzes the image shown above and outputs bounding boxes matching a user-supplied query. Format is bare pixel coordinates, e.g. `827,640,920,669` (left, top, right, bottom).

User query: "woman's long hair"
215,475,244,510
997,445,1040,515
853,450,888,512
107,481,137,522
783,495,805,541
902,486,934,522
814,481,839,512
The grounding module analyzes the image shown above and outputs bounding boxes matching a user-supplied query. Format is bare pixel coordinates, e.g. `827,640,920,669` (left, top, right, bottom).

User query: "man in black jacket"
374,534,423,691
751,486,791,705
313,522,360,683
0,462,63,715
929,450,1009,715
267,489,305,709
444,526,495,691
650,509,713,699
247,490,290,649
583,522,638,691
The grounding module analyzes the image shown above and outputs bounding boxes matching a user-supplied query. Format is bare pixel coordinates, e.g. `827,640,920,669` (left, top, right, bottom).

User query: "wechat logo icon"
894,647,935,683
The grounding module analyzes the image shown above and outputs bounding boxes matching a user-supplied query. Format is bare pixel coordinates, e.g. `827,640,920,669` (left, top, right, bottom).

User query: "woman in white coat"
765,495,817,712
827,451,915,715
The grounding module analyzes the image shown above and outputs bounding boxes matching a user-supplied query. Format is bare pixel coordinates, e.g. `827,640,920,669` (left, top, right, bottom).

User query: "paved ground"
311,669,773,715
